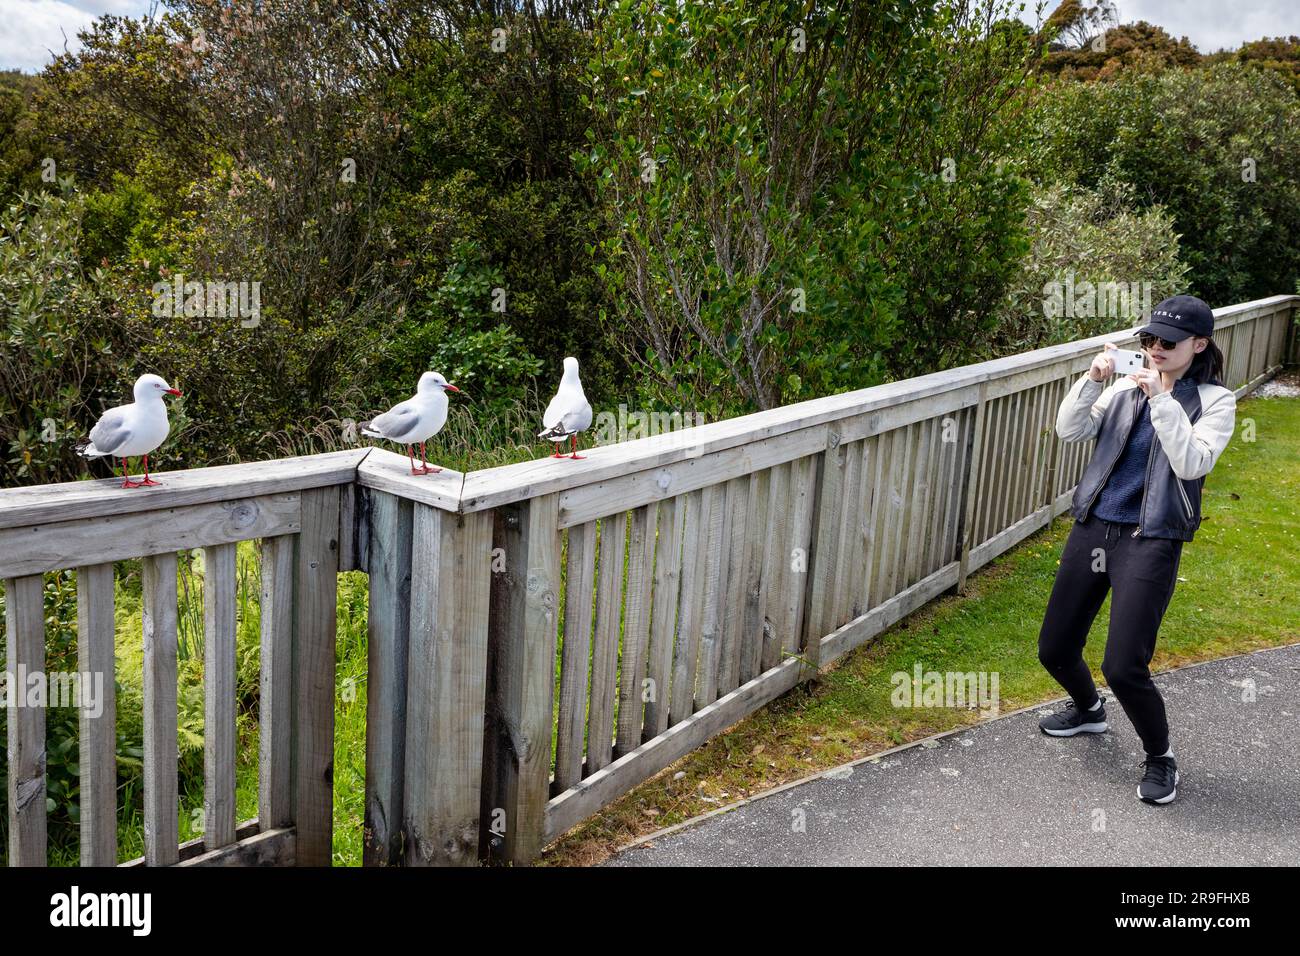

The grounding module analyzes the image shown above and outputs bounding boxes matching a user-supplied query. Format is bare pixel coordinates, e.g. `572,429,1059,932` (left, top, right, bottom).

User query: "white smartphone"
1110,348,1147,375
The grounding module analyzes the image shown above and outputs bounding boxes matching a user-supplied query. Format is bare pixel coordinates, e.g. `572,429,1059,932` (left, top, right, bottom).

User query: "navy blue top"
1092,378,1197,524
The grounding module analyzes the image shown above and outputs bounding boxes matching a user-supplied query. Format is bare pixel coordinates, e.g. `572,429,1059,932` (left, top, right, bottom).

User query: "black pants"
1037,513,1184,756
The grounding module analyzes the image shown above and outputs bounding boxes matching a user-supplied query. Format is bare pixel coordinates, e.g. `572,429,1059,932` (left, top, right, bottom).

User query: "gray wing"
368,402,422,441
88,407,132,455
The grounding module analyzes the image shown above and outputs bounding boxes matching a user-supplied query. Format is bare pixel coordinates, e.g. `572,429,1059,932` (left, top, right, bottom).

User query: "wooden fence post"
363,489,413,866
403,505,493,866
482,495,561,865
292,486,340,866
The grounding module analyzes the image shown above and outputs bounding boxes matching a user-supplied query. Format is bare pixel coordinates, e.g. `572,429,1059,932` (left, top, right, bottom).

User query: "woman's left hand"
1131,366,1167,399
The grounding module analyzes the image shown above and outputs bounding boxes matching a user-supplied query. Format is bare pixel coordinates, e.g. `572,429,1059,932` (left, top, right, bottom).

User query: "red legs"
139,453,161,486
550,440,566,458
419,442,441,475
406,444,419,475
569,434,585,460
119,457,143,489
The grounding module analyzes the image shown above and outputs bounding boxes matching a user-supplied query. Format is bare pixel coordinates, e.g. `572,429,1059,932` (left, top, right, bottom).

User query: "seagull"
538,356,592,459
362,371,460,475
76,373,183,488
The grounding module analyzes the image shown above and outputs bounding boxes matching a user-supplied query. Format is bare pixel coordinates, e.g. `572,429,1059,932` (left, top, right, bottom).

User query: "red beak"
445,384,461,393
167,388,183,396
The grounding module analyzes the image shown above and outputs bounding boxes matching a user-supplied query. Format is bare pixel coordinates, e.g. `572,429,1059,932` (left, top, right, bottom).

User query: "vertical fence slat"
645,495,684,738
698,480,733,705
587,510,626,774
671,489,709,723
203,543,237,850
784,457,816,656
485,493,561,864
831,440,863,627
259,534,295,833
5,574,46,866
957,384,989,593
554,521,595,792
142,553,179,866
293,485,340,866
803,434,844,677
77,563,116,866
740,469,770,684
616,503,656,758
404,505,492,866
760,464,789,671
717,476,748,695
362,491,411,864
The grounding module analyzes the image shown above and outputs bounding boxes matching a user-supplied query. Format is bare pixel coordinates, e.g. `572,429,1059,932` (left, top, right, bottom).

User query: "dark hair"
1184,337,1226,387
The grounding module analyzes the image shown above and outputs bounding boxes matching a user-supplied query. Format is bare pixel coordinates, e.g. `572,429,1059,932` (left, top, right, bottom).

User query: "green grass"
5,387,1297,867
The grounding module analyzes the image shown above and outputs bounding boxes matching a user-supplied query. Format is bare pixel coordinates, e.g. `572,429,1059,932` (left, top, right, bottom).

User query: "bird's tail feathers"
537,423,572,441
75,438,108,458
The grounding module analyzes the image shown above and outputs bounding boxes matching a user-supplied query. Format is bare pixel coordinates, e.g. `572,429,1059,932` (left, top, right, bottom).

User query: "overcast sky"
2,0,1298,73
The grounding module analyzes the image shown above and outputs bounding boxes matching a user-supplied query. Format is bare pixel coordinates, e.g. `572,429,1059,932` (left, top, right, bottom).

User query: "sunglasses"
1138,332,1184,351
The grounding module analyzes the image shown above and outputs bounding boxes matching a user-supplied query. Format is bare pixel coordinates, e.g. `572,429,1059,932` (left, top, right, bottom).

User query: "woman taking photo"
1036,295,1237,804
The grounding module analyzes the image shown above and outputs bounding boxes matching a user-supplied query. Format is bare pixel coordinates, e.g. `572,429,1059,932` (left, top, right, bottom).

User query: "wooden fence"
3,294,1296,866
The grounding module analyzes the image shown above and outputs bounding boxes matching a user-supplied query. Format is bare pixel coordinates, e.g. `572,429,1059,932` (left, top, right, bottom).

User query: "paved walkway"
605,644,1300,866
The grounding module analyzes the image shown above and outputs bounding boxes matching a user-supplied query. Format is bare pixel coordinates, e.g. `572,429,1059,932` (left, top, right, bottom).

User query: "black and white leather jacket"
1055,372,1237,541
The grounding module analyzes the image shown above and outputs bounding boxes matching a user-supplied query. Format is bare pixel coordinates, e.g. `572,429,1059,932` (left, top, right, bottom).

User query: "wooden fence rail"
2,295,1296,866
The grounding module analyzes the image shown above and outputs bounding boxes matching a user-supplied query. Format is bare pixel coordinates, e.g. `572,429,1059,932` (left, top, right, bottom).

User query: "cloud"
0,0,153,74
1028,0,1300,53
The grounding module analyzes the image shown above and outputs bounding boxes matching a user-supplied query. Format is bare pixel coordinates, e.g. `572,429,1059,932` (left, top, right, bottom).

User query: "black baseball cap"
1137,294,1214,341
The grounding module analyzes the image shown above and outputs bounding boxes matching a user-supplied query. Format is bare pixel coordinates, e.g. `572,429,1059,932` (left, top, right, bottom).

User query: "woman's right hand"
1089,343,1118,382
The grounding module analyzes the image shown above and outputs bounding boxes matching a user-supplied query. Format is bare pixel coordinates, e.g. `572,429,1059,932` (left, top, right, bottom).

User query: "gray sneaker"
1039,697,1108,737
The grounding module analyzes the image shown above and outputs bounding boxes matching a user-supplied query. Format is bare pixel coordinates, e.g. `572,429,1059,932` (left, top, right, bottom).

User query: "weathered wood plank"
259,535,295,832
718,476,749,695
178,827,295,867
554,521,596,792
802,433,844,676
885,423,916,600
670,488,709,724
557,425,828,529
5,574,46,865
830,440,863,628
696,480,734,706
644,495,684,738
142,553,179,866
292,486,340,866
616,504,656,758
739,469,770,684
362,491,412,865
403,505,493,866
0,449,368,531
957,384,989,594
355,447,464,512
203,543,237,851
760,464,789,672
77,563,117,866
120,818,259,867
0,493,301,579
782,457,815,656
483,494,561,864
587,511,626,774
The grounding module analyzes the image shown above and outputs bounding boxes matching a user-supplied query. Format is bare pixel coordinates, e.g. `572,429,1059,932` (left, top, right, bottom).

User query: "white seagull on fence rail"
538,356,592,459
76,373,183,488
362,371,460,475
